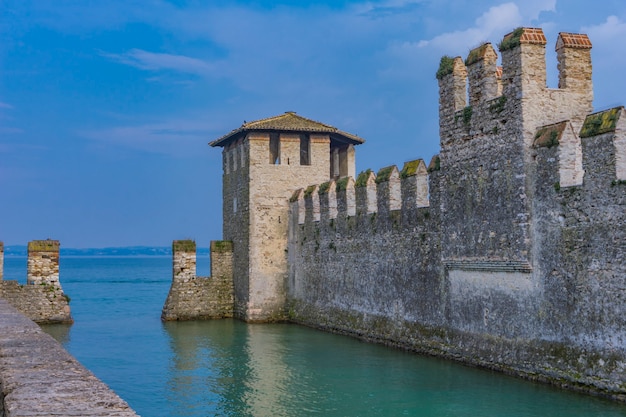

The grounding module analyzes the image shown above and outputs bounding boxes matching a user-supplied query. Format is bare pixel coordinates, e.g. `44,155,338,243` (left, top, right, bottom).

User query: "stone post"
437,56,467,146
556,33,592,94
500,27,547,101
466,43,499,107
27,240,61,288
172,240,197,283
355,169,377,216
376,165,401,214
400,159,430,209
210,241,234,284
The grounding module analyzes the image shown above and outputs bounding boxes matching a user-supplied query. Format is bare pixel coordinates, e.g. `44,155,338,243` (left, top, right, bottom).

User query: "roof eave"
210,128,364,148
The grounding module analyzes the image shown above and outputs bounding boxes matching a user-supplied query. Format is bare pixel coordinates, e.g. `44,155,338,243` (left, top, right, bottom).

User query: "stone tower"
210,112,364,321
436,28,593,266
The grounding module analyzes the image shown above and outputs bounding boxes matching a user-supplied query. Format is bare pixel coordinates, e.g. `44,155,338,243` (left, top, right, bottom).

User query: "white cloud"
583,15,626,41
517,0,556,21
581,15,626,108
410,1,557,54
0,102,14,109
413,3,523,51
101,49,215,76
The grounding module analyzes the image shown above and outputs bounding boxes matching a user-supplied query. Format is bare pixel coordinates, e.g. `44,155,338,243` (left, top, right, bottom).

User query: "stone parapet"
161,240,234,321
291,158,432,228
285,27,626,401
197,26,626,400
1,280,72,324
1,239,72,324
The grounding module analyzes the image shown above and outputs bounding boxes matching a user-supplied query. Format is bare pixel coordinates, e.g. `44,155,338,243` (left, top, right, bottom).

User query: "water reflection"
39,323,72,345
162,319,626,417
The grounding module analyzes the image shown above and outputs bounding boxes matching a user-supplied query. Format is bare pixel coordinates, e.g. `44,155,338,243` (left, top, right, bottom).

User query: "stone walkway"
0,299,139,416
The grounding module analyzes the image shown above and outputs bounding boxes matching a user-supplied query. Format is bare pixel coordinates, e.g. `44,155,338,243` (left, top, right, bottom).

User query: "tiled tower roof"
210,111,364,147
556,32,592,50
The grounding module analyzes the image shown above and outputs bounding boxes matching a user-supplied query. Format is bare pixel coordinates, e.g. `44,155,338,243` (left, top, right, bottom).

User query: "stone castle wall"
288,160,444,331
286,29,626,399
162,27,626,399
533,109,626,350
161,240,234,321
221,137,252,319
0,240,72,324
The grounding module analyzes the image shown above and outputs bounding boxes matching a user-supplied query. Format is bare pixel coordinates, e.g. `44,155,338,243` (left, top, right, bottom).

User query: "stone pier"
161,240,234,321
0,240,72,324
0,298,138,416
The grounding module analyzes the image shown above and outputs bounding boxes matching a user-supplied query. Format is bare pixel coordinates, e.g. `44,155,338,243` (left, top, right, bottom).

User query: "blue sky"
2,0,626,248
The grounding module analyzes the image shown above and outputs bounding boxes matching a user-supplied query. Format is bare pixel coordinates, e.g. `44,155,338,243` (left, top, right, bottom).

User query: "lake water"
3,255,626,416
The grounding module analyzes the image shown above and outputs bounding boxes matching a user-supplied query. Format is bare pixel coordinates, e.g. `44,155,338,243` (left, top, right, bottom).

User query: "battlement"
162,239,234,321
290,156,437,227
533,120,584,187
163,25,626,398
438,28,593,149
533,106,626,189
583,107,626,181
1,239,72,324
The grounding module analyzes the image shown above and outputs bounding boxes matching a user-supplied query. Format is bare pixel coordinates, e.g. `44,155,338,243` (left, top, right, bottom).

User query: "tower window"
300,134,311,165
269,133,280,164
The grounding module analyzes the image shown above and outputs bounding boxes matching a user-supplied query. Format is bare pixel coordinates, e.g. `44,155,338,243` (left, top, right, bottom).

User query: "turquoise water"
4,255,626,417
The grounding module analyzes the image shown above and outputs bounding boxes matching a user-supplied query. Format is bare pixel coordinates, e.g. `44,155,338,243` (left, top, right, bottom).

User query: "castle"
162,27,626,399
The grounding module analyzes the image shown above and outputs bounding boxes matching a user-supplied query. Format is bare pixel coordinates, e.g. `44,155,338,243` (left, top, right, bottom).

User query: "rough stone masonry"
0,240,72,324
164,27,626,400
0,298,137,417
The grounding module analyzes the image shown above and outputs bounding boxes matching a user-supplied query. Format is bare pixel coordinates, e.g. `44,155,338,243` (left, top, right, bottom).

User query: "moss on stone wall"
27,240,59,252
498,27,524,52
580,107,622,138
400,159,422,179
173,240,196,252
534,122,566,148
304,184,317,197
336,177,351,191
355,169,373,187
375,166,395,183
318,181,332,194
436,56,456,80
210,240,233,253
465,43,489,66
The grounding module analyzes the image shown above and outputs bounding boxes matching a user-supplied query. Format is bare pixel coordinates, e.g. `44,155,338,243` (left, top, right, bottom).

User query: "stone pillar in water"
162,240,235,321
172,240,197,283
27,239,61,289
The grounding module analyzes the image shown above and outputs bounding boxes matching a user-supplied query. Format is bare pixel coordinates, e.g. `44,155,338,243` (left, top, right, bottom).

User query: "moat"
6,254,626,416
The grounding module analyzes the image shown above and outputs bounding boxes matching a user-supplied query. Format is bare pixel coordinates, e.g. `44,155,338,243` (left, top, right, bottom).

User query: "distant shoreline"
3,246,210,257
